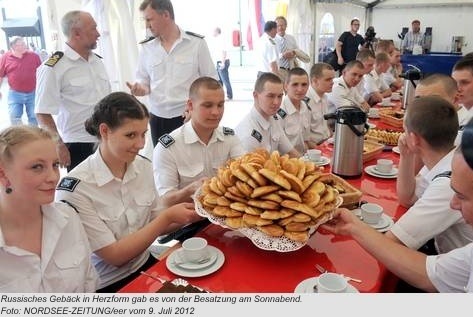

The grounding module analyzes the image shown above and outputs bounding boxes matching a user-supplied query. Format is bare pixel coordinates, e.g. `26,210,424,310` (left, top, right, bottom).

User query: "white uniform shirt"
55,151,161,289
454,106,473,146
256,33,278,73
0,203,98,292
383,65,396,87
327,77,365,112
153,122,245,195
136,28,217,118
391,150,473,253
279,95,310,153
363,69,389,100
35,45,111,143
235,107,294,154
306,86,332,144
275,33,298,68
426,243,473,292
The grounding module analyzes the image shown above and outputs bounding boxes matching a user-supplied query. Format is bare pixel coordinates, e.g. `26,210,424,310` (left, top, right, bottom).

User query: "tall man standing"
0,36,41,126
401,19,425,54
127,0,217,146
209,27,233,101
35,11,111,170
335,18,365,72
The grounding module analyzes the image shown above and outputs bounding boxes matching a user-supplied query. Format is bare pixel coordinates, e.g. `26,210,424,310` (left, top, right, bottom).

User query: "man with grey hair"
35,10,111,171
0,36,41,126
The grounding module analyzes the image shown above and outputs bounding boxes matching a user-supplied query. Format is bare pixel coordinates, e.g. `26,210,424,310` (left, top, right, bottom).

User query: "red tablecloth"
120,139,406,293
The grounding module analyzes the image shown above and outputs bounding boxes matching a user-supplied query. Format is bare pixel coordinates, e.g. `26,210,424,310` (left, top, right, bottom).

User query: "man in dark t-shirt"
335,19,365,72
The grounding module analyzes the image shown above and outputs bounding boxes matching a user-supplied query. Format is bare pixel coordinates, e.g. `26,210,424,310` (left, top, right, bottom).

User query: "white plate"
371,166,398,176
368,113,380,119
392,146,400,154
364,165,398,179
294,277,359,293
303,155,331,166
375,215,394,233
367,122,376,129
172,248,218,270
327,137,334,144
166,246,225,278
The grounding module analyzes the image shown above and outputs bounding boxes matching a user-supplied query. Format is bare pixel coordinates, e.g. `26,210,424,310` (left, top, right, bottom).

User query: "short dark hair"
285,67,308,84
309,63,334,80
351,18,360,25
356,48,375,62
460,117,473,170
254,72,282,93
264,21,277,33
189,77,223,100
404,96,458,151
85,92,149,139
139,0,174,20
453,54,473,75
344,60,364,72
412,19,420,24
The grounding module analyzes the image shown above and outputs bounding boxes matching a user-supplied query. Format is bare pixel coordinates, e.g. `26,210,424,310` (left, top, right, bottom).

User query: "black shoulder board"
303,97,312,110
269,38,276,45
277,108,287,119
57,177,80,192
44,51,64,67
94,53,103,59
185,31,204,39
338,83,345,88
459,125,464,131
223,127,234,135
60,199,78,213
158,134,175,148
432,171,452,181
139,36,156,44
137,154,151,162
251,129,263,143
273,115,279,120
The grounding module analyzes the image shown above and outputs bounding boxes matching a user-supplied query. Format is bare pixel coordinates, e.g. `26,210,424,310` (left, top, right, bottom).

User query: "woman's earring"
5,187,12,194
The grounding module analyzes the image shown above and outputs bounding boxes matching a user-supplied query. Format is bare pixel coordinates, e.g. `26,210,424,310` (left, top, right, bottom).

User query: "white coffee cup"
361,203,383,224
316,272,348,293
307,149,322,162
179,237,209,263
381,97,391,106
368,108,379,117
376,159,394,174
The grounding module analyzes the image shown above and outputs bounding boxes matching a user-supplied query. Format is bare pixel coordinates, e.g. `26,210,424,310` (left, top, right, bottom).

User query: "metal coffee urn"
324,107,368,178
400,65,422,109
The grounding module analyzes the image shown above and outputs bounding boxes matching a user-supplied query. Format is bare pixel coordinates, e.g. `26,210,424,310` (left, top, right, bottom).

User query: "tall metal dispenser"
324,107,368,178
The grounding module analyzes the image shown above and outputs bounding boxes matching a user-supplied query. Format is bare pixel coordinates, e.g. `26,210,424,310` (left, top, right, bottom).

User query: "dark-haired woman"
56,92,202,292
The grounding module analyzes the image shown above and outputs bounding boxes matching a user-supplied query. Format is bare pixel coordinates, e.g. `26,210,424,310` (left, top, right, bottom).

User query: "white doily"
193,187,342,252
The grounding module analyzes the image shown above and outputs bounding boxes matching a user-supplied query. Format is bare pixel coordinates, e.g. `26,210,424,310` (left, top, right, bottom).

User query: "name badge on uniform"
158,134,175,148
251,129,263,142
277,108,287,119
57,177,80,192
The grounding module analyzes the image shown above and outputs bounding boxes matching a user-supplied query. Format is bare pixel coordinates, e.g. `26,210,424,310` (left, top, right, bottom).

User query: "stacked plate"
364,165,398,179
352,209,394,233
165,246,225,278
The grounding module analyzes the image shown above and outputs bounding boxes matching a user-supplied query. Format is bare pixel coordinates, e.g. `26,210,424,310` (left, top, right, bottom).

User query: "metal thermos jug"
400,66,422,109
324,107,368,178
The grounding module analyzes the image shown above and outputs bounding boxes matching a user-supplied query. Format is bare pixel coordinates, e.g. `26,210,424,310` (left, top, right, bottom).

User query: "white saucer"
368,113,380,119
364,165,398,179
303,155,331,166
367,122,376,129
173,248,218,270
166,246,225,278
327,137,334,144
392,146,400,154
364,213,393,230
294,277,359,293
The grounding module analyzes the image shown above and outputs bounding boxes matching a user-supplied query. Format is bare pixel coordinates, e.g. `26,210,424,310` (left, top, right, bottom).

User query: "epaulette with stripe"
44,51,63,67
139,36,156,44
137,154,151,162
158,134,175,148
277,108,287,119
185,31,204,39
223,127,234,135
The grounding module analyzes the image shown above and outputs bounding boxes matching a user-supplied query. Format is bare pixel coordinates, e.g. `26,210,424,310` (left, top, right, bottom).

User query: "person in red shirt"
0,36,41,125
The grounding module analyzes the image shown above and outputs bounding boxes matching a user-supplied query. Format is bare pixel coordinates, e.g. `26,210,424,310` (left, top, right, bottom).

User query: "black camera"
365,26,376,41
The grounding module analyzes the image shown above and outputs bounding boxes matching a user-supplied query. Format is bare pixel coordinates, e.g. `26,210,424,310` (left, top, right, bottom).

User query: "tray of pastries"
318,173,362,208
195,149,342,252
366,129,403,146
363,139,384,162
378,109,404,128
